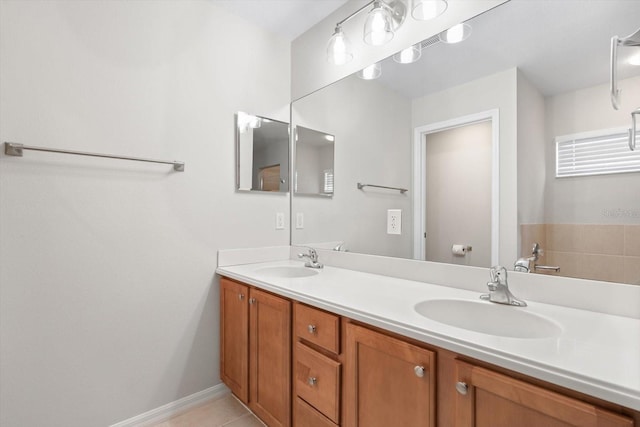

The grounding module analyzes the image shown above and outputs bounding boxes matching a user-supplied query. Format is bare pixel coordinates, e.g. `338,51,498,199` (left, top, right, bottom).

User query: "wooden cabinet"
293,303,342,427
454,360,634,427
344,323,436,427
220,277,249,403
221,276,638,427
220,278,291,427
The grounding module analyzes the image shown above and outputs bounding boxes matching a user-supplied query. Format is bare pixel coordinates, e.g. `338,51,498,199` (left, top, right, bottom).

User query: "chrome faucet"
480,266,527,307
298,247,323,269
514,243,560,273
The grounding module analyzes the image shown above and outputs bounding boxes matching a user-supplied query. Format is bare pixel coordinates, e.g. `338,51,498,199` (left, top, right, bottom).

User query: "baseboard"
109,383,230,427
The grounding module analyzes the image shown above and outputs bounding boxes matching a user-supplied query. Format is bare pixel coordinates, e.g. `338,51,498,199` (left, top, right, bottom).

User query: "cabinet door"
250,288,292,427
220,278,249,403
345,323,436,427
455,360,633,427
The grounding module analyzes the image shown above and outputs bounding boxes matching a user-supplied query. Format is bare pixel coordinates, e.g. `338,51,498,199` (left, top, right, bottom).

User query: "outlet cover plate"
387,209,401,235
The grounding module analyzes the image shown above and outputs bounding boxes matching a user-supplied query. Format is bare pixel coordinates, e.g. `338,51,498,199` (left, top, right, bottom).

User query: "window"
323,169,334,194
555,128,640,178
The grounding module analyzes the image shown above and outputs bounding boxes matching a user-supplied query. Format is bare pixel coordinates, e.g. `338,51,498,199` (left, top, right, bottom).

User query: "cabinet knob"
307,324,317,334
249,298,256,305
456,381,468,395
238,294,245,301
307,377,317,386
414,366,425,378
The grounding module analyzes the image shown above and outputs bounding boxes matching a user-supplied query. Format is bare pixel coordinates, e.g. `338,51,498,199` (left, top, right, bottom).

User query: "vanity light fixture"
412,0,447,20
327,0,417,64
327,25,353,65
364,0,395,46
357,62,382,80
439,22,472,44
237,111,262,134
393,43,422,64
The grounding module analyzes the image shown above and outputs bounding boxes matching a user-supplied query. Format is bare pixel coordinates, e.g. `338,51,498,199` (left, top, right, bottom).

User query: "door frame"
412,109,499,264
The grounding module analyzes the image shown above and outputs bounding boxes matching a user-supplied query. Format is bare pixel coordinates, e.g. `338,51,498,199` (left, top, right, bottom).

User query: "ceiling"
215,0,349,41
378,0,640,99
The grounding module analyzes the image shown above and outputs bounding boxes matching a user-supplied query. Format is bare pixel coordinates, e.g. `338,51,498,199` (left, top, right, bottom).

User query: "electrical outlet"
387,209,401,235
296,212,304,229
275,213,285,230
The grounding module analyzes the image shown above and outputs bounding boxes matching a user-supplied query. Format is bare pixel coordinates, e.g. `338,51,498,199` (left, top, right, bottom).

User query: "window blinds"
555,129,640,178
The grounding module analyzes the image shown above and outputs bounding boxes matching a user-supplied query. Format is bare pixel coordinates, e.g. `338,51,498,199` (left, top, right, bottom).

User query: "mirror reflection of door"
425,121,492,267
259,164,281,191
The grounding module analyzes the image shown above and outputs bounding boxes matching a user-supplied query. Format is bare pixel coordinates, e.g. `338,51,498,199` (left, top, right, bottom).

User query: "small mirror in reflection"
236,112,290,193
294,126,335,197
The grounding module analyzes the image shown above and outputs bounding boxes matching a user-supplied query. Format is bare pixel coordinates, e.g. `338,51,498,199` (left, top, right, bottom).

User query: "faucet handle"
490,266,508,285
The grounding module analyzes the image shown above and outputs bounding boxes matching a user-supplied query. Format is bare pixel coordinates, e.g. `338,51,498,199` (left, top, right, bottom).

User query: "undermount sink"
255,265,320,279
414,299,562,339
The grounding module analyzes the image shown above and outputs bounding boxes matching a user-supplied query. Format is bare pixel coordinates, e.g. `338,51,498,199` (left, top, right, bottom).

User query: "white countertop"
216,259,640,411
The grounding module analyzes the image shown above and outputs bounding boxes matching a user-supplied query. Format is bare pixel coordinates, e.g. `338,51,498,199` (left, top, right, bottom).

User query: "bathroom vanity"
216,252,640,427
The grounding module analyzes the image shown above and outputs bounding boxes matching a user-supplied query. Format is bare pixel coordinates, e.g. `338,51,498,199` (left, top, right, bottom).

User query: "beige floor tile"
152,394,255,427
222,413,266,427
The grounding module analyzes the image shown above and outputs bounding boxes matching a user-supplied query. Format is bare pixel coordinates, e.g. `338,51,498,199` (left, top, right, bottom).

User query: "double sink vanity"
216,247,640,427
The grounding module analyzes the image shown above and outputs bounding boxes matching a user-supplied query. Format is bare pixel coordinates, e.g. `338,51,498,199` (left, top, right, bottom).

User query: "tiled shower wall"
520,224,640,285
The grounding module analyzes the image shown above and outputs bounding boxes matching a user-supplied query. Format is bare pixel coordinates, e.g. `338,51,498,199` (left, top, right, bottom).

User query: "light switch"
296,212,304,229
276,213,285,230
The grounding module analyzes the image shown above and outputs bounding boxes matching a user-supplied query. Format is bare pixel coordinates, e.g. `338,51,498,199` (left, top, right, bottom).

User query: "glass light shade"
327,26,353,65
363,1,394,46
439,23,472,44
393,44,422,64
412,0,447,20
357,63,382,80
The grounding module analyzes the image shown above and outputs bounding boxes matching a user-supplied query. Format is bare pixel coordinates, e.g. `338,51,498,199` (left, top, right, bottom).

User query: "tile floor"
150,393,265,427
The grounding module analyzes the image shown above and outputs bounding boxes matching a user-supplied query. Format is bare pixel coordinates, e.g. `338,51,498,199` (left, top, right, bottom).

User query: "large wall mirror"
291,0,640,285
236,112,290,193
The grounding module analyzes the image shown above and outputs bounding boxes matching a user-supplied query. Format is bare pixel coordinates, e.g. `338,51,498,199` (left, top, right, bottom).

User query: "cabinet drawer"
295,342,341,424
295,303,340,354
295,397,338,427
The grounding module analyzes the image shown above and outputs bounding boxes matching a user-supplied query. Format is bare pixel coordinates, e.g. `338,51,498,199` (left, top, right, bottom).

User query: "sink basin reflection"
414,299,562,339
255,266,320,279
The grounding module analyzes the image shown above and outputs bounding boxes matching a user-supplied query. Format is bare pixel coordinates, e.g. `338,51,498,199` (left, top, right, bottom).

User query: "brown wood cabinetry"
220,277,291,427
220,277,249,403
221,276,638,427
344,323,436,427
455,360,634,427
293,303,342,427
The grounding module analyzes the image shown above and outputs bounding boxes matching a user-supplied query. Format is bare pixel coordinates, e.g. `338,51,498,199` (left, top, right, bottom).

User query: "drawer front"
295,342,341,424
295,303,340,354
295,397,338,427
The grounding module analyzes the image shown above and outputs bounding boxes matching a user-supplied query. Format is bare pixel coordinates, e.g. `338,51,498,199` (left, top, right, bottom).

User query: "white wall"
292,75,413,258
516,69,546,254
0,1,290,426
544,76,640,224
291,0,508,99
412,68,518,266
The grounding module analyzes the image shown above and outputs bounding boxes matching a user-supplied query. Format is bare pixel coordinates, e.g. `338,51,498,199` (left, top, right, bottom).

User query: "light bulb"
327,26,353,65
412,0,447,21
364,1,394,46
393,44,422,64
358,63,382,80
440,23,472,44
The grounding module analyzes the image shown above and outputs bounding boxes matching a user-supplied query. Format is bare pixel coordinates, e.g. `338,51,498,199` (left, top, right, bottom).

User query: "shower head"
619,27,640,46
